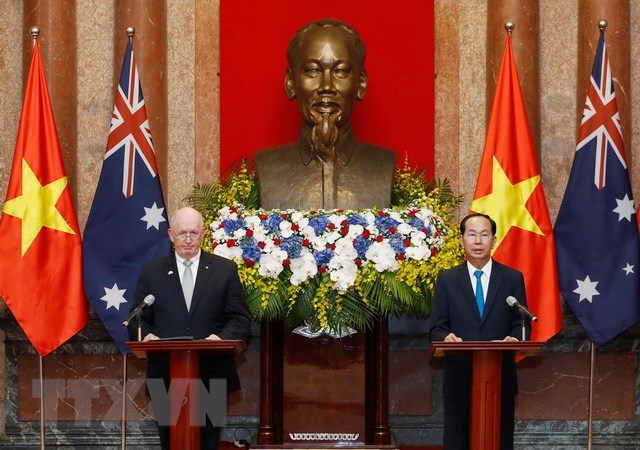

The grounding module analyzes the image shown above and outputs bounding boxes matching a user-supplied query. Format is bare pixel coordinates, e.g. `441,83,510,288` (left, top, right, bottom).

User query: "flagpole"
587,341,595,449
29,26,46,450
121,353,128,449
39,355,45,450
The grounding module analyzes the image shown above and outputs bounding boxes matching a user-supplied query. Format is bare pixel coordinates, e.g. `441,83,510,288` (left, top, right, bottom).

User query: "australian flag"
555,29,640,346
83,38,170,353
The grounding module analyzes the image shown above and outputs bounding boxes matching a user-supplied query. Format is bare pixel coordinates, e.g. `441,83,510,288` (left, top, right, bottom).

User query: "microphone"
506,296,538,322
122,294,155,327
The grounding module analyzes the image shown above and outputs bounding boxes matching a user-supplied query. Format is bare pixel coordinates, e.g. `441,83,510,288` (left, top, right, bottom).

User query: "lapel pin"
168,270,174,275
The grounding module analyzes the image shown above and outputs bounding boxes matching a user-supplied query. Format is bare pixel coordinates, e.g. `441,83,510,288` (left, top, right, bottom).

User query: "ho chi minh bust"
254,18,397,211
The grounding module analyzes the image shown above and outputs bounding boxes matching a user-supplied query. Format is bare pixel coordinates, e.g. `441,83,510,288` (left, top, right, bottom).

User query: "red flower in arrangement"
273,237,281,245
376,235,384,243
318,266,327,273
355,258,363,267
302,239,310,247
397,254,406,261
404,239,411,247
389,226,397,233
327,223,336,230
258,241,266,249
283,259,291,267
244,258,254,266
246,229,254,237
431,248,437,257
362,229,371,239
340,227,349,236
258,213,268,220
227,239,236,247
291,224,300,231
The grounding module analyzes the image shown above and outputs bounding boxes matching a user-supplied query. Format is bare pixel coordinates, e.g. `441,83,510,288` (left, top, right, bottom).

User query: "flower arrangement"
187,159,463,335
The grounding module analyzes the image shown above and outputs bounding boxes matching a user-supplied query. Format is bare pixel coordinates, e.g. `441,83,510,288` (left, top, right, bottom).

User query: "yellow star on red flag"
470,156,543,250
2,159,75,256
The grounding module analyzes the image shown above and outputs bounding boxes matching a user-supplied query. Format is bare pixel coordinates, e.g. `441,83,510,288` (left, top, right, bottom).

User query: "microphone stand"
520,314,527,341
136,311,144,341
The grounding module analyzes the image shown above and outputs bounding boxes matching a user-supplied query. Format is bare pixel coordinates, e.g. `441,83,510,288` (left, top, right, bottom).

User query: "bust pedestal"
258,319,390,445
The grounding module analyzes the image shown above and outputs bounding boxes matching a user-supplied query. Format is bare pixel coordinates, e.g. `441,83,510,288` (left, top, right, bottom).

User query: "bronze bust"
254,18,397,210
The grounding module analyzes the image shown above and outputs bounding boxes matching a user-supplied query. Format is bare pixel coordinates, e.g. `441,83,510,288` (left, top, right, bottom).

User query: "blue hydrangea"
388,233,405,254
409,216,426,230
308,215,331,236
221,218,246,235
347,214,369,228
280,235,303,259
239,237,261,263
314,248,334,266
374,215,400,236
263,214,283,234
353,235,373,259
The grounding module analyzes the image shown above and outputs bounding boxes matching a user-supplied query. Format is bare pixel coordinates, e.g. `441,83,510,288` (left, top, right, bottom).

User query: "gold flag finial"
505,22,514,34
598,19,607,31
29,26,40,39
126,26,135,38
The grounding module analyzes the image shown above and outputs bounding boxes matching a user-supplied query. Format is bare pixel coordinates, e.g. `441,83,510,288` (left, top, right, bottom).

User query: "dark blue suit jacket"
131,250,252,392
429,260,529,400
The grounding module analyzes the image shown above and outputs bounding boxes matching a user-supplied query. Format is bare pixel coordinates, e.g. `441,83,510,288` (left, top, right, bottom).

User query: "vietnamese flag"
0,41,88,356
470,33,562,343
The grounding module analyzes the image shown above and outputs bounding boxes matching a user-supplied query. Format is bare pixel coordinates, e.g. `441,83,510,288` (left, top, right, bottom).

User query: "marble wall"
0,0,639,448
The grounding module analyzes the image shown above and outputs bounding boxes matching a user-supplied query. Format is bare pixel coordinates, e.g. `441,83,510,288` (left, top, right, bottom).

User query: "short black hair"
460,213,497,235
286,18,366,69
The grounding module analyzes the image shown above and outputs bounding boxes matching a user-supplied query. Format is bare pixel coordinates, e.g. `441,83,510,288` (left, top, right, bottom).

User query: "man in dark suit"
130,206,252,450
429,213,530,450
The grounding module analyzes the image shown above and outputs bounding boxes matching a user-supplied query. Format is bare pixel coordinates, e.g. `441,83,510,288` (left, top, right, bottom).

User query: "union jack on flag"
83,37,170,353
105,40,159,198
555,28,640,346
575,31,625,190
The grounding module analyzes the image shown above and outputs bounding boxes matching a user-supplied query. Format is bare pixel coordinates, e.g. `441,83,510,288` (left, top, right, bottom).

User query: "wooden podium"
127,340,245,450
258,318,390,445
430,341,543,450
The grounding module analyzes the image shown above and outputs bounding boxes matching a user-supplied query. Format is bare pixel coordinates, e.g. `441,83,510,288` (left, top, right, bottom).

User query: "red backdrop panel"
220,0,434,177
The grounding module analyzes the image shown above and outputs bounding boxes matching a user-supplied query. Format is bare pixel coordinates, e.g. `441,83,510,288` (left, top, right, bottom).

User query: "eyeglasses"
174,231,201,241
463,232,493,242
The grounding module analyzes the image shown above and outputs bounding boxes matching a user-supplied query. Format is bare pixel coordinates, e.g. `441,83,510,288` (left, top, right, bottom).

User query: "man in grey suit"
429,213,530,450
130,206,252,450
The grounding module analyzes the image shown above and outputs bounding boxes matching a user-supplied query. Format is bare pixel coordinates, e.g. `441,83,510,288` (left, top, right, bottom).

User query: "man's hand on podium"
205,334,222,340
143,333,160,341
444,332,463,342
